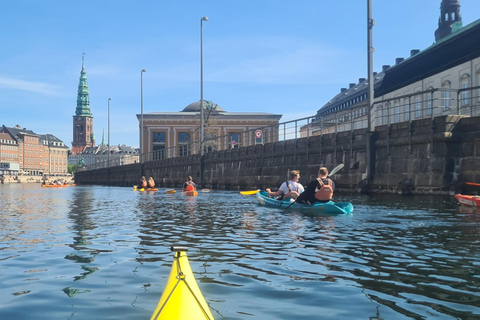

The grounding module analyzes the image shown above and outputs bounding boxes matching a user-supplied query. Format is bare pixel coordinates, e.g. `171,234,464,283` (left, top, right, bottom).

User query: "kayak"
133,186,158,191
42,184,69,188
166,189,177,194
150,246,214,320
455,194,480,207
256,191,353,214
182,190,198,197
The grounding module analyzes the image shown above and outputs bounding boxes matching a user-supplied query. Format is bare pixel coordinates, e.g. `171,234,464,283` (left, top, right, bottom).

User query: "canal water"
1,184,479,320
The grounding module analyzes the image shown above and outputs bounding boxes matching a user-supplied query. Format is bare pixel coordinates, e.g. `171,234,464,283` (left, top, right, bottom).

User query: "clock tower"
72,54,95,155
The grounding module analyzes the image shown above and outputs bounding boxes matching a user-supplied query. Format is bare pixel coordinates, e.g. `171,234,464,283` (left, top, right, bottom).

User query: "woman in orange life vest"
139,176,148,188
147,176,155,188
296,167,335,204
182,176,197,192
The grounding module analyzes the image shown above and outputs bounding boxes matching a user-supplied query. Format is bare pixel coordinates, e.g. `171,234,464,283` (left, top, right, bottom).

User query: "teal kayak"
256,191,353,215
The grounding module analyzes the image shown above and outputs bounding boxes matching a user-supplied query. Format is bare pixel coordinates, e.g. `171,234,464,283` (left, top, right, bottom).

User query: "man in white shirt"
266,170,305,200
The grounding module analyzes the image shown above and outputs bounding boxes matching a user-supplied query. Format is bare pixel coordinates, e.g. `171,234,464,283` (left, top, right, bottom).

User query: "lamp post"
108,97,112,168
200,16,208,156
140,69,146,164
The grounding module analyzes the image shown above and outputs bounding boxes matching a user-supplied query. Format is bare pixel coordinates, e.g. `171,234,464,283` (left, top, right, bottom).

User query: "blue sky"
2,0,479,148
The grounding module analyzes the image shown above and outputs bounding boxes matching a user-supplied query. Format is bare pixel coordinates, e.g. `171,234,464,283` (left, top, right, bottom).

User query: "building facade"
309,0,479,135
0,132,19,175
1,125,68,176
137,100,282,162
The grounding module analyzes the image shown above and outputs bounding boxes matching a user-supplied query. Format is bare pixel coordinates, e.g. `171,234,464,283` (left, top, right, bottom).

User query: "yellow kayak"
239,189,260,195
150,246,214,320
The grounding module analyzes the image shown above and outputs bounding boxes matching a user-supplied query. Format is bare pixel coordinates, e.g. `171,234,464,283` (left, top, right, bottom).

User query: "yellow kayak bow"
150,246,214,320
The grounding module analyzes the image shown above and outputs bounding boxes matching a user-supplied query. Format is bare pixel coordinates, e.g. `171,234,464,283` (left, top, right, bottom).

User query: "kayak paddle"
240,189,260,195
466,182,480,187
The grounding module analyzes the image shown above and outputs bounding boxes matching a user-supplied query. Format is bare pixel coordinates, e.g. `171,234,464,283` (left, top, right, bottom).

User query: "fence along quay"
75,88,480,195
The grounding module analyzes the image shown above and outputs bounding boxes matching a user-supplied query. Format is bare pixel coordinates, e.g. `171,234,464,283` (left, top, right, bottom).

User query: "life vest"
314,178,333,201
185,182,195,191
141,181,147,188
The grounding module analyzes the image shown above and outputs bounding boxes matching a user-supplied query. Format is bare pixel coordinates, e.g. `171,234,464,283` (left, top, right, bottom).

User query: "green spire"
75,53,92,117
101,128,106,146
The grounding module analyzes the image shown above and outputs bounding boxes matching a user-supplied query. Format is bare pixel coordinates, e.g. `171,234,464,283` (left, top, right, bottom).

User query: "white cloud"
0,77,62,96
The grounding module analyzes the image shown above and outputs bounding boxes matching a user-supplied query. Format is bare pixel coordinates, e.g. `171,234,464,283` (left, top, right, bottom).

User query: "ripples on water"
0,184,479,319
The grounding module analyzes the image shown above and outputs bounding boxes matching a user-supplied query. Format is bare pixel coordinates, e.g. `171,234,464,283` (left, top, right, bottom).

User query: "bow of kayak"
150,246,214,320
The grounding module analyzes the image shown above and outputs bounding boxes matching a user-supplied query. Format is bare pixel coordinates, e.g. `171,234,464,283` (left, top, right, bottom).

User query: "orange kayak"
182,190,198,197
42,184,69,188
455,194,480,207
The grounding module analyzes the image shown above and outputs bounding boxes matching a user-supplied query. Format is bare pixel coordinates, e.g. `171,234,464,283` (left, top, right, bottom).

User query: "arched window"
404,98,410,121
426,87,434,115
376,104,383,126
461,74,470,106
394,100,400,123
442,81,451,110
415,94,422,118
477,71,480,103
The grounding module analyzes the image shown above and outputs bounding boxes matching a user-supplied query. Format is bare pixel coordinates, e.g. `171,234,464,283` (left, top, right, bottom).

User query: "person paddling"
266,170,304,200
182,176,197,192
296,167,335,204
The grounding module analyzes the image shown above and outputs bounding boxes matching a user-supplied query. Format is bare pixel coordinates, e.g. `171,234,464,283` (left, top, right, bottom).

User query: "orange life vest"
314,178,333,201
185,182,195,191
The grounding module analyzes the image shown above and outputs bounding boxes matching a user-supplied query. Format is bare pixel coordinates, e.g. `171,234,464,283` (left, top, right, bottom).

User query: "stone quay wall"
75,115,480,195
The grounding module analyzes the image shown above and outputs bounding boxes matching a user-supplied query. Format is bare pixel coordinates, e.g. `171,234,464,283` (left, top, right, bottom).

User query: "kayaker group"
139,176,156,189
266,167,335,204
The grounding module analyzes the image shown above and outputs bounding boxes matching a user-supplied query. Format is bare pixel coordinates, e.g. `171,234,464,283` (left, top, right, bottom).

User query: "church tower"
72,54,95,155
435,0,463,42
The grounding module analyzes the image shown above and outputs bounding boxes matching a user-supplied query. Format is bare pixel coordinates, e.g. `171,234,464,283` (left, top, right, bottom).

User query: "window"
427,91,433,115
229,132,241,148
442,81,451,110
394,101,400,123
152,132,166,160
177,132,190,157
461,76,470,106
405,99,410,121
415,96,422,118
478,73,480,102
376,105,383,126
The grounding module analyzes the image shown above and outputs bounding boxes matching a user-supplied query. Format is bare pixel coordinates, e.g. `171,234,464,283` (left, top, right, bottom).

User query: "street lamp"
140,69,146,164
200,16,208,156
108,97,112,168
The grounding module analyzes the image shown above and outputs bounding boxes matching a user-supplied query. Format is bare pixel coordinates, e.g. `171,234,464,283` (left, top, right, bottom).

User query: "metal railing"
77,87,480,171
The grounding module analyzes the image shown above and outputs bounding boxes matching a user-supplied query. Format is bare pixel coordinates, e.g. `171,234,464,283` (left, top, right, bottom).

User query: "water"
1,184,479,320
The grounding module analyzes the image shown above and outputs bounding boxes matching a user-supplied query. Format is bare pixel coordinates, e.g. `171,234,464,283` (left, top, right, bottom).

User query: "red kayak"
455,194,480,207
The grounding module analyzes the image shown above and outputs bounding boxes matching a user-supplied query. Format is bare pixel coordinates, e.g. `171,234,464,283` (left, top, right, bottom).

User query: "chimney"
410,49,420,57
382,65,390,72
349,83,355,88
341,88,347,93
358,78,366,84
396,57,404,64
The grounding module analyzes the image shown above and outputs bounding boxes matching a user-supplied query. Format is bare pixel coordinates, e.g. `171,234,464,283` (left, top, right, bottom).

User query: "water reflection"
0,185,479,319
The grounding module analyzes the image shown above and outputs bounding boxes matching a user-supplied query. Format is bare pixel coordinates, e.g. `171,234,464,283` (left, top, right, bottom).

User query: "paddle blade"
466,182,480,186
240,189,260,195
330,163,345,176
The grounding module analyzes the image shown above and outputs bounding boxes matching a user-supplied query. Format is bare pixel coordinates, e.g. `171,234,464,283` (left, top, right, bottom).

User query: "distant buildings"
0,125,68,176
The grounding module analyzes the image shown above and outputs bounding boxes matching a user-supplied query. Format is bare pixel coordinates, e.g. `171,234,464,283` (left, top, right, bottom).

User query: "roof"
182,100,224,112
376,18,480,96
